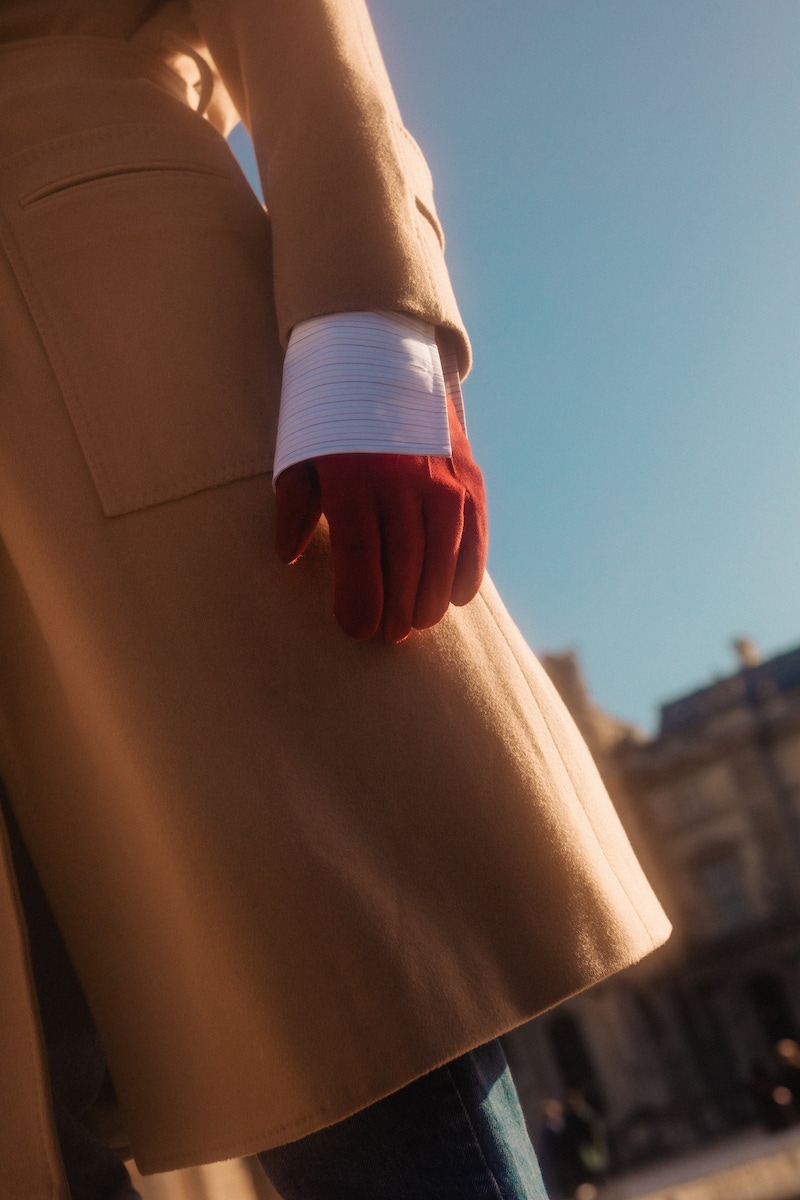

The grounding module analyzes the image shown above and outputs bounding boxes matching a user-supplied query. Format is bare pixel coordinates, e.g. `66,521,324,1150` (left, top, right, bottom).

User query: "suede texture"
0,12,670,1199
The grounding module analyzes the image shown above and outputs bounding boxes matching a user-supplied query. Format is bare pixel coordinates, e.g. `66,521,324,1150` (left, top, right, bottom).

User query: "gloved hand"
274,396,487,642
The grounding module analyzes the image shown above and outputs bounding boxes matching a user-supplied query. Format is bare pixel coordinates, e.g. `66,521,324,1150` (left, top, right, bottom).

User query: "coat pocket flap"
0,120,280,517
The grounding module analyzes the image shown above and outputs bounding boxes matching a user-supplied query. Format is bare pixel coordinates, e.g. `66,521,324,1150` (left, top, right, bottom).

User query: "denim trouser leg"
258,1040,549,1200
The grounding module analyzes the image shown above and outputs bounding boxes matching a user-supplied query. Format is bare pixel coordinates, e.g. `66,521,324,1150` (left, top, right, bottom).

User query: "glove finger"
274,462,322,564
413,488,464,630
379,493,426,643
327,503,384,640
451,491,488,606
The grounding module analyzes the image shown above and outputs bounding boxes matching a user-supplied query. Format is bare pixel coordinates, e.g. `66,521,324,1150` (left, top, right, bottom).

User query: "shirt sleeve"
273,310,460,484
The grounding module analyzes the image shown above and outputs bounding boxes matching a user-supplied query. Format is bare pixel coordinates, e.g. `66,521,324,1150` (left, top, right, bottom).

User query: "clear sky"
230,1,800,731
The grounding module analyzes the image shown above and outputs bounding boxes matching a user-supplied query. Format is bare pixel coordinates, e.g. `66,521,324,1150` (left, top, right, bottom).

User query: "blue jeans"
258,1040,548,1200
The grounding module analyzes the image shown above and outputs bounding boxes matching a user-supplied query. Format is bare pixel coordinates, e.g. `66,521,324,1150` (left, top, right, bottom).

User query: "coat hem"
476,586,671,948
132,930,669,1176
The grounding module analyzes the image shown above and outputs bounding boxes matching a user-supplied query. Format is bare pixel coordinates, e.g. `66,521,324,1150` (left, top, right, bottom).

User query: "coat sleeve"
185,0,471,374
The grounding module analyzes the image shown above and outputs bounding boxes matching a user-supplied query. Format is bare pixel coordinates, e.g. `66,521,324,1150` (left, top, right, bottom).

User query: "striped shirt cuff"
273,311,454,485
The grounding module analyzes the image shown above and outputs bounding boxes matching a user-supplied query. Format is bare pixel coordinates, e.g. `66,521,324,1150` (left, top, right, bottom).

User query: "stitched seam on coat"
397,124,434,187
396,128,446,251
20,161,229,209
105,456,273,518
0,203,116,501
394,116,441,306
476,589,658,945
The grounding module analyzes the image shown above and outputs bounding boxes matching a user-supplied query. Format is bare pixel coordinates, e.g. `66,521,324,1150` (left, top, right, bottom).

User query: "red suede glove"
275,397,487,642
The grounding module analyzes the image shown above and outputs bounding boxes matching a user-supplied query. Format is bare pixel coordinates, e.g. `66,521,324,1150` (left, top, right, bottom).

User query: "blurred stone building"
503,640,800,1169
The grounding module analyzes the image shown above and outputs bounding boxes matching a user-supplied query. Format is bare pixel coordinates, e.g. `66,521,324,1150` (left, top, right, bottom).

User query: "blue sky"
230,2,800,731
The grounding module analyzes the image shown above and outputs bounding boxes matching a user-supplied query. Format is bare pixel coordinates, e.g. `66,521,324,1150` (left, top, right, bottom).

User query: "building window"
696,851,752,935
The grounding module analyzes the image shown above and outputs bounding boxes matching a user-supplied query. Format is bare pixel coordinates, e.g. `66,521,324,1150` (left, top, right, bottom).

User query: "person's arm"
186,0,486,640
187,0,469,360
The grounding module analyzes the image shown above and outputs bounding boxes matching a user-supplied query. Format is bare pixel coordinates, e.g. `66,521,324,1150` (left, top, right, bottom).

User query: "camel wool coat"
0,4,671,1197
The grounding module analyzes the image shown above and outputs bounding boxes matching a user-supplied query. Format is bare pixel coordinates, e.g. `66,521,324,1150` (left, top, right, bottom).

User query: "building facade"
503,642,800,1170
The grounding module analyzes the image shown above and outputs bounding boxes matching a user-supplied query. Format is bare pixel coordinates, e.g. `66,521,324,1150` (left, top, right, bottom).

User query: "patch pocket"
0,122,280,516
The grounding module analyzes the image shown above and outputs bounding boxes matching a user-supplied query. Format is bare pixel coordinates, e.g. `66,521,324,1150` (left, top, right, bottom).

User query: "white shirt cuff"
273,311,453,485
